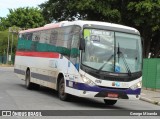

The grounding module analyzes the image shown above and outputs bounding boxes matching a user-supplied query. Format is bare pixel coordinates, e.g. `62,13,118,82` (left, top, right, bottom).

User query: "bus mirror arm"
79,38,85,51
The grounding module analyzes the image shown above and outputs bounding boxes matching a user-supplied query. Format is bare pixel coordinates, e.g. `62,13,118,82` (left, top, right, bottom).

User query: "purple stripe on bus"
66,80,141,95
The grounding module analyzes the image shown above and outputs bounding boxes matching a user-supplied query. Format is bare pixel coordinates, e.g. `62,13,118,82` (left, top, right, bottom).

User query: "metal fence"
142,58,160,89
0,55,15,64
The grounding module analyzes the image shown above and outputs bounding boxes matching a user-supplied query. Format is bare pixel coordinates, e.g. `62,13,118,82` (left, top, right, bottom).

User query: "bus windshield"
82,29,142,73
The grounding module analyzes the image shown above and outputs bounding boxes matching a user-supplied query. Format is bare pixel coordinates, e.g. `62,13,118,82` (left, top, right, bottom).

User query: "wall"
142,58,160,89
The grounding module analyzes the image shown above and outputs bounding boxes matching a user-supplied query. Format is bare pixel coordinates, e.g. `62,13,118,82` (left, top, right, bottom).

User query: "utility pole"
11,33,13,60
7,34,10,64
7,27,22,64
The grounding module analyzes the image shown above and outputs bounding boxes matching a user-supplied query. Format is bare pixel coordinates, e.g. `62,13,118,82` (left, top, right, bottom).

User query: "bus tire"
25,70,40,90
58,77,69,101
104,99,117,105
25,70,33,89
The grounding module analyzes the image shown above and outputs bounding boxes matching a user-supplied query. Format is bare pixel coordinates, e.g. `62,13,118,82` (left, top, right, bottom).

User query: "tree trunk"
141,28,152,58
152,32,160,58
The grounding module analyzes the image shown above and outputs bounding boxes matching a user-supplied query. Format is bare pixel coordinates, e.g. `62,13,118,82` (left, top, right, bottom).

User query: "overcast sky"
0,0,47,17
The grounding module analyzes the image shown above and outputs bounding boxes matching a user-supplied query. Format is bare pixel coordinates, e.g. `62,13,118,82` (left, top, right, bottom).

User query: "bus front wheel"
104,99,117,105
58,78,69,101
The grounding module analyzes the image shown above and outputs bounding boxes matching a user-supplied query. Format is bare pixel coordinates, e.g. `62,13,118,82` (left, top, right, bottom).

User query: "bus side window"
26,33,32,40
69,26,81,69
70,32,80,58
17,33,24,50
32,31,40,42
50,29,58,45
22,34,27,40
32,31,41,51
53,27,71,56
40,30,50,44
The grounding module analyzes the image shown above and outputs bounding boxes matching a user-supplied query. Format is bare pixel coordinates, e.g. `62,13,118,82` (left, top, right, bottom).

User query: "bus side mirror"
79,38,85,51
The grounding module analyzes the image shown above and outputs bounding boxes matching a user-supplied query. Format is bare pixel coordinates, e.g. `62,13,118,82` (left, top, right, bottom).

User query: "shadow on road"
16,83,128,110
67,96,129,109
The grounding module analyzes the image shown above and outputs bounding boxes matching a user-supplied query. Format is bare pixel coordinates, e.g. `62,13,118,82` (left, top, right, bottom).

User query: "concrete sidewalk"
140,88,160,106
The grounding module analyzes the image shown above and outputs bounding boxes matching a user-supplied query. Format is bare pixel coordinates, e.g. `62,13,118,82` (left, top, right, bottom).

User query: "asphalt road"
0,67,159,119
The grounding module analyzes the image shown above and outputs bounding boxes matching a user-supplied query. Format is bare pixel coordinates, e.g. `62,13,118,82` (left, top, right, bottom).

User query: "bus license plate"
107,93,118,98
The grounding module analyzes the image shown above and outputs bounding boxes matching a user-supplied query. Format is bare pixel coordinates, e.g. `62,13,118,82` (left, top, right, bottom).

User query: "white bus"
14,20,142,105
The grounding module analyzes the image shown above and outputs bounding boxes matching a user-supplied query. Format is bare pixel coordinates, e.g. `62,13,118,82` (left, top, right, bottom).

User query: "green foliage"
126,0,160,57
0,29,18,55
0,7,46,56
0,17,8,31
127,0,160,31
0,30,8,55
0,7,46,30
39,0,121,23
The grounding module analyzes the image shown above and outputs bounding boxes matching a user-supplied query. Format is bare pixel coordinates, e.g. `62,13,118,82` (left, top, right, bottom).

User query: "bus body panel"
14,20,142,101
14,53,81,90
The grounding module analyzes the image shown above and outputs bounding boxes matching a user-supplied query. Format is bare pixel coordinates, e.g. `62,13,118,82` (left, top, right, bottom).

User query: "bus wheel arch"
57,73,64,90
57,73,69,101
25,68,33,89
25,67,40,90
25,67,30,80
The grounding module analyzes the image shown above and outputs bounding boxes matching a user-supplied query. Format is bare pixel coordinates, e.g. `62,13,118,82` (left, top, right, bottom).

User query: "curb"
140,97,160,106
0,66,14,67
142,88,160,92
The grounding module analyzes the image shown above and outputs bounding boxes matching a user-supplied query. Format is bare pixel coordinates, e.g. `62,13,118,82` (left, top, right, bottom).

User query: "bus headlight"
130,81,142,90
82,76,96,86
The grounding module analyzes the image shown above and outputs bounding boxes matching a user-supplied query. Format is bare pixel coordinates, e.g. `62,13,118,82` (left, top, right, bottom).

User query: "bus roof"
19,20,140,34
19,22,61,33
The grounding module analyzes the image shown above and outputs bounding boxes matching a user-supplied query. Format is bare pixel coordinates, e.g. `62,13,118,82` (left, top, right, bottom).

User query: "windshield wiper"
117,43,131,76
97,54,114,72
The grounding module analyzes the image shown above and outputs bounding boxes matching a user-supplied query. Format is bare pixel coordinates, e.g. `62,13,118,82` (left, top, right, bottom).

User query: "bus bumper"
75,90,140,100
66,80,141,100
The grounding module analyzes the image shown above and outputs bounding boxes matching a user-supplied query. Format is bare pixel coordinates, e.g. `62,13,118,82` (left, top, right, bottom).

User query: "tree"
0,7,46,30
125,0,160,58
0,17,8,31
0,7,46,57
0,30,9,55
40,0,160,58
0,29,18,56
39,0,121,23
150,30,160,57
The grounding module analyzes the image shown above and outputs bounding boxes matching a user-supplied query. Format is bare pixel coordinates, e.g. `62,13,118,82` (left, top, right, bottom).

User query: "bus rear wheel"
104,99,117,105
25,70,40,90
58,78,69,101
